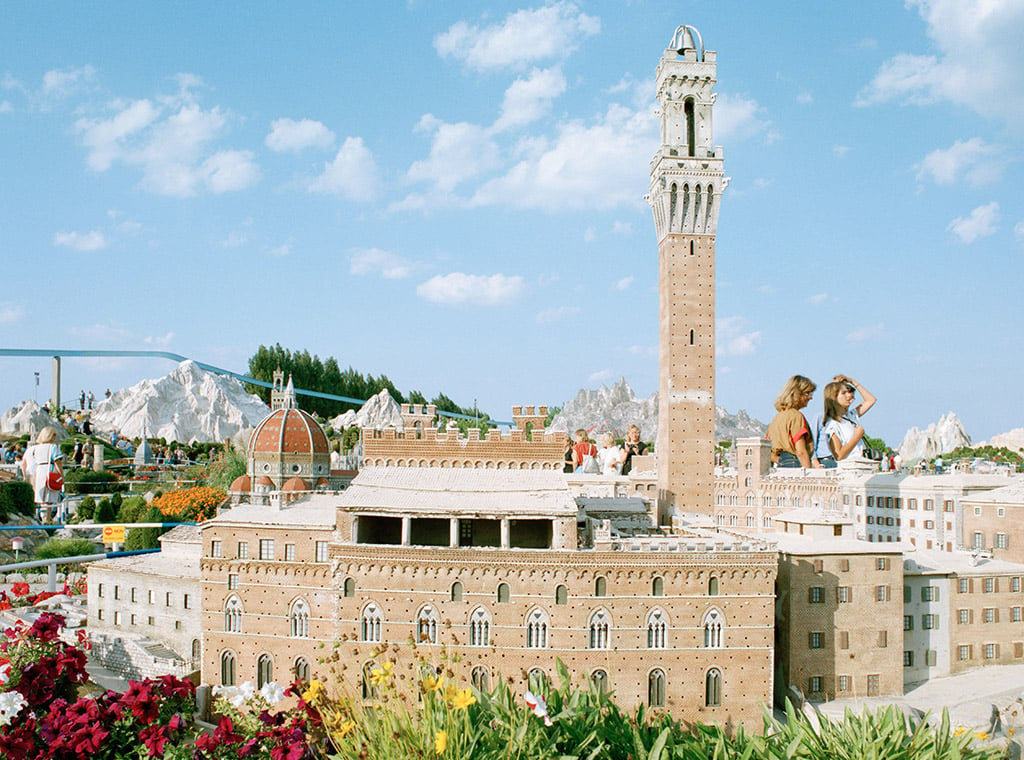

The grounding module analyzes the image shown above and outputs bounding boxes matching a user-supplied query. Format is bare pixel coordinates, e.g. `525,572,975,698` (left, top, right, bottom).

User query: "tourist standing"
20,426,64,521
766,375,816,468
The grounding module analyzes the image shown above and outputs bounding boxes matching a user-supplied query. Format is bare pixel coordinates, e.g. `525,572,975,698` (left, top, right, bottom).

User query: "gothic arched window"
289,598,310,638
224,595,242,633
257,654,273,689
416,606,439,644
703,608,724,648
705,668,722,707
648,669,666,707
469,607,491,647
361,603,382,643
589,609,611,649
220,650,236,686
526,608,549,649
647,608,668,649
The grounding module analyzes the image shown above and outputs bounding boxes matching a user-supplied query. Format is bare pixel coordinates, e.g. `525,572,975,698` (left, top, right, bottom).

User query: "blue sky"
1,1,1022,445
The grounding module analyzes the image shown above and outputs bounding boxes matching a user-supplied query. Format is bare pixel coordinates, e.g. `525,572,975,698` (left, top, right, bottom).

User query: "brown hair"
823,380,854,422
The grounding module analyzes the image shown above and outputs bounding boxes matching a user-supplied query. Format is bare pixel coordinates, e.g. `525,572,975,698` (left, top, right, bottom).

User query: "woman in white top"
822,375,876,463
597,432,623,476
20,426,64,518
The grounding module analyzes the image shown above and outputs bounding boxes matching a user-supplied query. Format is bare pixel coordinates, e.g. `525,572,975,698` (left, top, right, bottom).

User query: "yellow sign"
102,525,126,544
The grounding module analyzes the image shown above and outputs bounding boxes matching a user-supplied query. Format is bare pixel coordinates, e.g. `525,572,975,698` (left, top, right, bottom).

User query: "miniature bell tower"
647,26,728,522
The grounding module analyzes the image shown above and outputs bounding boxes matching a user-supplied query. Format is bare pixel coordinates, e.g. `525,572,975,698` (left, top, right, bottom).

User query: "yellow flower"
974,731,989,740
302,680,325,703
370,661,394,686
422,674,445,693
450,687,477,710
953,727,967,736
334,719,356,738
435,730,448,754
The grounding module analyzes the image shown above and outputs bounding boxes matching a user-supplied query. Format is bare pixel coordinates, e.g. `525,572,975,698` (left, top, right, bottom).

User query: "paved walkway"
816,663,1024,730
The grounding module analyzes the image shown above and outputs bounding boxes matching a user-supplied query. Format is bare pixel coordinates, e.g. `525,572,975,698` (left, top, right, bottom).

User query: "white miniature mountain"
0,400,69,439
328,388,404,431
976,425,1024,452
88,360,270,443
547,377,766,441
897,412,973,461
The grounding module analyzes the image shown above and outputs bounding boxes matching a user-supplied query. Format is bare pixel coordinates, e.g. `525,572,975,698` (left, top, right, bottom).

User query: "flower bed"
0,615,1009,759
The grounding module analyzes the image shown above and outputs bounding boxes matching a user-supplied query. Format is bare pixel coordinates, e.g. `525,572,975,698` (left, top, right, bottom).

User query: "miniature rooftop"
89,530,202,578
770,531,905,557
904,548,1024,576
575,496,650,517
335,466,577,517
959,481,1024,505
210,492,338,527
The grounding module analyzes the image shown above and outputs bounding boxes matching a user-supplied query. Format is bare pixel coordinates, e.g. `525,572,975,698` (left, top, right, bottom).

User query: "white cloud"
856,0,1024,127
349,248,412,279
53,230,107,251
613,276,634,291
434,2,600,71
588,369,614,384
716,316,761,357
797,91,813,104
833,145,851,158
471,103,656,210
611,221,632,235
493,67,566,132
583,227,597,242
915,138,1004,186
0,302,25,324
808,293,828,305
417,272,524,305
408,116,501,192
41,65,97,100
715,93,775,144
268,241,292,258
758,284,777,294
0,100,12,113
1015,220,1024,242
75,95,260,197
947,201,1000,243
144,332,174,347
308,137,380,200
265,118,335,152
67,323,133,343
846,322,885,344
536,305,580,324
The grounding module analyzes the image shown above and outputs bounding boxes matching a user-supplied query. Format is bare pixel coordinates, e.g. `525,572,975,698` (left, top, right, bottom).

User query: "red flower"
12,582,30,597
140,725,171,757
27,612,64,642
123,681,161,723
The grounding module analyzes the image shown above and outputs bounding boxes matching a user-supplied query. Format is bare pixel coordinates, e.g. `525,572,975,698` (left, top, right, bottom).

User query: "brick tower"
647,26,727,521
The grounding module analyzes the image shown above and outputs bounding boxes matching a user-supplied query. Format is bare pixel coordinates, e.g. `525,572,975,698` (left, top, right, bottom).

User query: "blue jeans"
818,455,837,469
777,452,802,468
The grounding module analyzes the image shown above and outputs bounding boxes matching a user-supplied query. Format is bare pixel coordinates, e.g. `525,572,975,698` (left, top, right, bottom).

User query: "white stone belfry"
647,26,728,521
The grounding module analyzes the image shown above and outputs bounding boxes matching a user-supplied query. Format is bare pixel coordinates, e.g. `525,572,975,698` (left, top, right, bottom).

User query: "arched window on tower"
589,609,611,649
652,576,664,596
497,583,510,603
361,603,382,643
220,651,236,686
648,608,668,648
595,576,607,597
343,578,356,597
451,582,463,602
471,666,490,691
224,596,242,633
705,185,715,229
684,98,696,157
705,668,722,707
708,576,719,596
690,240,695,256
526,608,549,648
694,184,703,232
590,669,608,693
469,607,491,647
703,608,724,648
669,183,677,232
257,654,273,688
648,669,666,707
416,606,439,644
555,585,568,605
293,657,310,684
690,329,695,346
289,598,310,638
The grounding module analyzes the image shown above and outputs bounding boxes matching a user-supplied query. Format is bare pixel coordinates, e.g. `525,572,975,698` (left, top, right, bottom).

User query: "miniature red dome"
250,408,329,456
315,477,331,488
229,475,251,492
282,477,308,492
256,476,275,487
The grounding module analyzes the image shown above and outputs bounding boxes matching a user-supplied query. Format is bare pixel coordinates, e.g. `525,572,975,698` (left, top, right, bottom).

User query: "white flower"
228,681,256,708
259,681,285,705
0,691,27,726
524,690,553,726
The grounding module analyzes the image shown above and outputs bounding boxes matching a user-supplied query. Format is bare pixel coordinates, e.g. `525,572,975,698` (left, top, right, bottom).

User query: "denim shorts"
818,456,837,469
777,452,802,468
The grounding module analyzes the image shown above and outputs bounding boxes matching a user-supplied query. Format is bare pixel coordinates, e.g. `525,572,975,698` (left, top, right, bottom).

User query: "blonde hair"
36,426,59,444
773,375,816,412
601,432,615,448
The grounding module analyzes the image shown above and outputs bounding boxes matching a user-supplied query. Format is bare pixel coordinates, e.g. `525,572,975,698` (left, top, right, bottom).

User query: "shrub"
33,537,99,560
203,445,246,490
116,495,147,523
95,498,116,523
110,492,122,511
62,469,124,495
0,481,35,522
124,505,166,551
76,496,96,521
